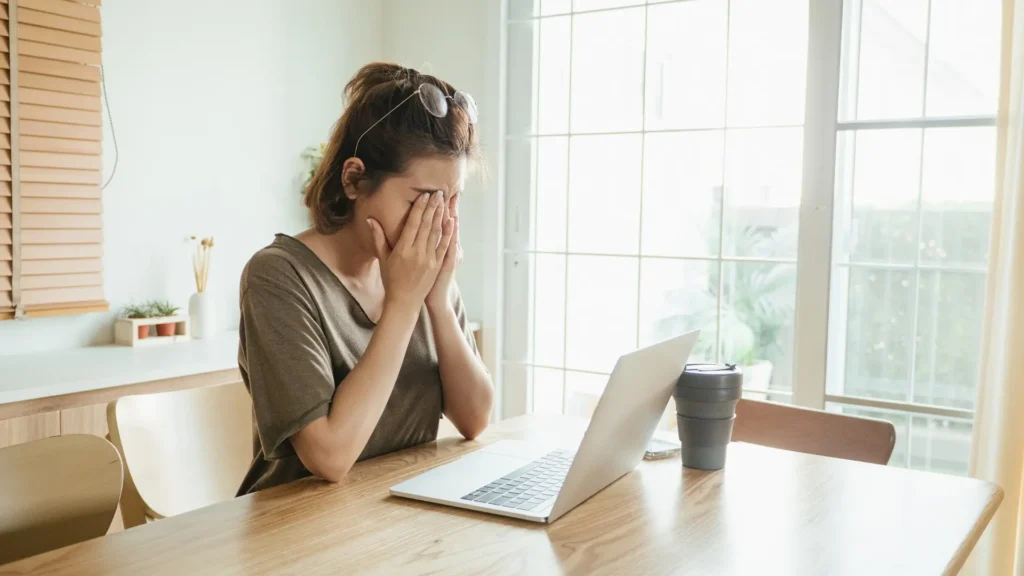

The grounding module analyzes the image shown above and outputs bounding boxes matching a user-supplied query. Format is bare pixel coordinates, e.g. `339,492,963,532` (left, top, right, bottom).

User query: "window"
0,0,106,322
503,0,1000,475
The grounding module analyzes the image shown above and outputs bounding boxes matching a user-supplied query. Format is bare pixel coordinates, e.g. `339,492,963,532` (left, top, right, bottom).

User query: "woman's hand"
367,190,453,315
426,194,462,313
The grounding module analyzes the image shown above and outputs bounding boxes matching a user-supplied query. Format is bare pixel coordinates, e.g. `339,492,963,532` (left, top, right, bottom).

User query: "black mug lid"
677,363,744,389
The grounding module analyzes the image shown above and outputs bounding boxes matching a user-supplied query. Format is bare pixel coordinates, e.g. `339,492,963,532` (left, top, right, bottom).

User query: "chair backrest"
733,398,896,465
107,382,252,527
0,434,123,565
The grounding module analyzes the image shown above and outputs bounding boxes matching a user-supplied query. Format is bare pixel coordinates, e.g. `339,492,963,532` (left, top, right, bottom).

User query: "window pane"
536,137,569,252
645,1,728,130
926,0,1001,117
851,0,929,120
507,21,538,136
573,0,643,11
913,271,985,409
534,254,567,367
504,138,536,251
533,367,565,414
568,134,642,254
570,8,645,133
835,129,922,264
539,17,571,134
722,128,803,259
565,370,609,420
909,414,972,476
565,256,638,373
920,127,997,266
638,258,718,362
840,267,915,402
641,131,723,258
726,0,808,126
542,0,571,16
721,262,797,393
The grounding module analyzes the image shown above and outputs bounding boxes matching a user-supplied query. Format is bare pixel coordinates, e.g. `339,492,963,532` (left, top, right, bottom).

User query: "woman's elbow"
312,459,352,483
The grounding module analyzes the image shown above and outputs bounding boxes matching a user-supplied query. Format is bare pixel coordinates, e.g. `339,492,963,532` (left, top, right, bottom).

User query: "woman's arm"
429,301,494,439
291,302,419,481
291,190,452,482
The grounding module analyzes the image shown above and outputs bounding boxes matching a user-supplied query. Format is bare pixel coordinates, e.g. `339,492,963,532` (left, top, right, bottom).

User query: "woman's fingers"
414,190,443,249
426,193,446,251
436,216,455,261
366,218,390,261
397,192,430,251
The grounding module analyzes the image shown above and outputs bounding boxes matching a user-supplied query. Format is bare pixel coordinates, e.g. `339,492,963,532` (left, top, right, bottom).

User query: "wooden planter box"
115,316,190,347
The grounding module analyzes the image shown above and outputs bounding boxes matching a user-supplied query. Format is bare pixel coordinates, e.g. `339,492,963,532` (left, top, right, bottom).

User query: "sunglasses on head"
353,83,478,159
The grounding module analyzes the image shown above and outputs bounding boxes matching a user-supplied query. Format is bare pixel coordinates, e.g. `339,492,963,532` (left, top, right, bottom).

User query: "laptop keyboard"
460,449,575,511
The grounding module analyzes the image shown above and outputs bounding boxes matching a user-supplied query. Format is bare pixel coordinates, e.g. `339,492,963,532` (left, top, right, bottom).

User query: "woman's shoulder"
241,235,311,290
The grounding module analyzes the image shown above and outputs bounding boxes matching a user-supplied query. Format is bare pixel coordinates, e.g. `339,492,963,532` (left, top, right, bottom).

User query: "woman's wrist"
381,295,423,327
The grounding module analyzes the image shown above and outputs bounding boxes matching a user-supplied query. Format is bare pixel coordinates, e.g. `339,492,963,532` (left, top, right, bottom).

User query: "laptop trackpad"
392,444,537,500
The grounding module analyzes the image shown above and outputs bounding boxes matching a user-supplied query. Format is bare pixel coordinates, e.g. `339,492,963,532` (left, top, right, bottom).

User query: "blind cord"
100,63,118,191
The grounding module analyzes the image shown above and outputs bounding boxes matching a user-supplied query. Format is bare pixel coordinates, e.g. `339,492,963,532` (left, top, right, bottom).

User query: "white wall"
0,0,384,355
381,0,505,387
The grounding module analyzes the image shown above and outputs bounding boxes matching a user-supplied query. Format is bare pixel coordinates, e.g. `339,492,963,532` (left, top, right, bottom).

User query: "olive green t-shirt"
236,234,477,495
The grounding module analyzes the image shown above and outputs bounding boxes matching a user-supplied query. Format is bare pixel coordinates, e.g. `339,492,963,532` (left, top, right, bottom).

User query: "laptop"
390,330,699,524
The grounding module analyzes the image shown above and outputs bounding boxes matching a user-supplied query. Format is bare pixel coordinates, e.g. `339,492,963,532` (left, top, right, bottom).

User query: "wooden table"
1,414,1001,576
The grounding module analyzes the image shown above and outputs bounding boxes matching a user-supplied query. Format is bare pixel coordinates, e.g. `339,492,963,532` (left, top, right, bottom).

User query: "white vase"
189,291,217,339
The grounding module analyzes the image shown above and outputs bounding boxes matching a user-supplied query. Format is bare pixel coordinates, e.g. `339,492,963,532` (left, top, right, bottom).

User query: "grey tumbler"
673,363,743,470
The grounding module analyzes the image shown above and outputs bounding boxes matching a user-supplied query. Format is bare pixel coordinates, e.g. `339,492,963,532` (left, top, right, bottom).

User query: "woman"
236,63,493,495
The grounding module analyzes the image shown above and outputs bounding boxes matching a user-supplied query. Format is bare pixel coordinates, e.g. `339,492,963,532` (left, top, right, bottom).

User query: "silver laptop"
390,330,699,524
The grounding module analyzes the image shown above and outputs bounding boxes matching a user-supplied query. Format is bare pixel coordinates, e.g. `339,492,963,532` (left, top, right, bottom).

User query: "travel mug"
673,363,743,470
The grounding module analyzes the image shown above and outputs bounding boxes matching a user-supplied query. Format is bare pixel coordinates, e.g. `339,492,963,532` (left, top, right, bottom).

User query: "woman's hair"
304,63,478,234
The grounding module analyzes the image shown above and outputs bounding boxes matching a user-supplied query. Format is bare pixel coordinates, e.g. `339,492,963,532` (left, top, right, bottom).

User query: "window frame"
501,0,992,435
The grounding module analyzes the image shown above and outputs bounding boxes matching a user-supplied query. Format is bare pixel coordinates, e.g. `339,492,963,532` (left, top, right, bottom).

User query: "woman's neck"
299,225,378,283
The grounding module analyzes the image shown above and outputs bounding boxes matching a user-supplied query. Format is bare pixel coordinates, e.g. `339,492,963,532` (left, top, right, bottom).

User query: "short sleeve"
239,254,335,460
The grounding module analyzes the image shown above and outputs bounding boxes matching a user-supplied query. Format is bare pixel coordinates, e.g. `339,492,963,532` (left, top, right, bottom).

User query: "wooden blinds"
0,0,104,321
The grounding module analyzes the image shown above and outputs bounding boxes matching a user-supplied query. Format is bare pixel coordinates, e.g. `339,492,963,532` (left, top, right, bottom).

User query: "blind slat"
22,228,100,243
0,195,8,212
0,180,8,195
0,4,7,19
19,23,100,52
21,197,100,214
20,71,98,97
0,228,8,244
18,39,100,66
16,7,101,38
22,285,104,306
20,166,100,184
19,0,101,24
0,212,9,228
20,135,98,154
0,53,8,70
21,182,98,198
0,164,9,181
20,119,101,140
0,291,11,307
21,257,100,275
0,148,8,166
20,87,99,111
21,151,100,170
0,85,7,102
0,244,9,260
0,277,9,291
0,133,8,150
0,260,9,275
21,272,100,290
21,213,101,229
22,243,102,260
20,104,101,126
0,118,8,134
19,55,100,82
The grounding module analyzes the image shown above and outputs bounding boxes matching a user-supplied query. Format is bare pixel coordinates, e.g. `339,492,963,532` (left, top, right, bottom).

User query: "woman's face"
355,155,466,249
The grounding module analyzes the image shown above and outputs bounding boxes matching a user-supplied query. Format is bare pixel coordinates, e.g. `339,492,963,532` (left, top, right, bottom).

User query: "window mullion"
792,0,845,409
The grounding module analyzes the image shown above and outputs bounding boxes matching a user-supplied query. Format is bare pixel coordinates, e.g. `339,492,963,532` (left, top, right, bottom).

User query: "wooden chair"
0,435,123,565
733,398,897,465
106,382,252,528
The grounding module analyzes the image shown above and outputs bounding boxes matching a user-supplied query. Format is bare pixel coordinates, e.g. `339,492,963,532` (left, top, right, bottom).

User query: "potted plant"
150,300,180,337
300,142,328,191
121,303,153,339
